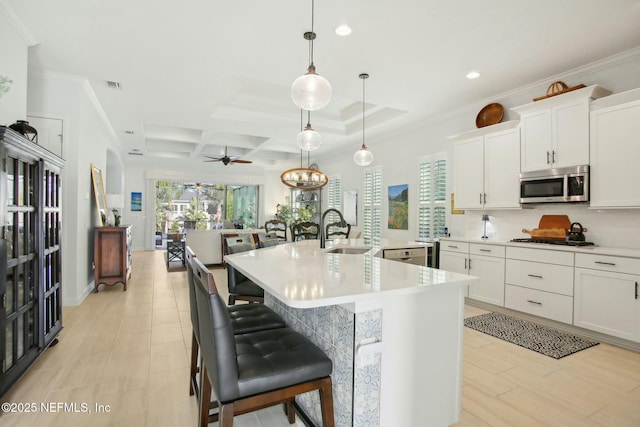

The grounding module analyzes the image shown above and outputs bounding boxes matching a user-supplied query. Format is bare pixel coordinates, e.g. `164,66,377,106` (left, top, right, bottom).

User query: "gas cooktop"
510,238,595,247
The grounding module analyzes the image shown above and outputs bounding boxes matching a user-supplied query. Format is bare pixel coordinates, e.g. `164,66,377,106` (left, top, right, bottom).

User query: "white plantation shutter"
326,175,342,224
363,167,382,244
418,154,447,240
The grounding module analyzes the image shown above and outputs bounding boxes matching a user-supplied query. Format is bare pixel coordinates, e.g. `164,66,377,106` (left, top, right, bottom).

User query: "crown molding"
0,0,38,46
30,70,120,145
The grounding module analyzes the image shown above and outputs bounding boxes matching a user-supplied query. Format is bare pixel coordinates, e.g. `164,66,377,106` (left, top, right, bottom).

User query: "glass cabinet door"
1,156,39,388
40,164,63,348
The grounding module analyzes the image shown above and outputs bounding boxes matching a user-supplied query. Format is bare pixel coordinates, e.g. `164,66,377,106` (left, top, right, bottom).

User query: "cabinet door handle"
546,151,550,164
527,300,543,306
528,274,543,279
479,193,483,204
484,193,487,204
464,258,467,269
479,249,491,253
635,282,638,300
552,150,556,164
468,259,472,270
447,245,458,249
595,261,616,266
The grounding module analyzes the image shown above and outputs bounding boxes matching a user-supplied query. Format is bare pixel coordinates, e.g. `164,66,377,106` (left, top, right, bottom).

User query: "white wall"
28,71,122,305
0,5,28,125
313,48,640,250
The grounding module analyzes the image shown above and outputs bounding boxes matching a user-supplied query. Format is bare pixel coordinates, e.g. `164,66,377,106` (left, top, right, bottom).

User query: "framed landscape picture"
131,192,142,211
388,184,408,230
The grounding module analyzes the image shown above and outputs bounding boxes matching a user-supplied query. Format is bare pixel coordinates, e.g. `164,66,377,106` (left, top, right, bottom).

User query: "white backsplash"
447,204,640,250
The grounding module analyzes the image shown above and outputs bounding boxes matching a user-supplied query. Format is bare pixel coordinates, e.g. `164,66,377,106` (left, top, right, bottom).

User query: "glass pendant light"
354,73,373,166
297,110,321,151
291,0,332,111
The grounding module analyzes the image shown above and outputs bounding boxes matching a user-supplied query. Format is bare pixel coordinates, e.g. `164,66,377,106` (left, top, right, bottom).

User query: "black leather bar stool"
225,240,265,304
185,247,286,399
191,256,334,427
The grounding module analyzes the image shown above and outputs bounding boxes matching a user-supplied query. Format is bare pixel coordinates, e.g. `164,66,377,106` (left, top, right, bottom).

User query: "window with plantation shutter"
326,175,342,224
363,167,382,244
418,154,447,241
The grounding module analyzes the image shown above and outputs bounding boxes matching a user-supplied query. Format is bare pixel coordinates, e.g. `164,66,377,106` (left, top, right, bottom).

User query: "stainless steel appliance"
382,247,427,266
510,238,594,247
519,165,589,204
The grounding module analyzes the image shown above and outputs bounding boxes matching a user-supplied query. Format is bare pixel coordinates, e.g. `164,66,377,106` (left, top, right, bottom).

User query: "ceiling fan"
203,146,253,165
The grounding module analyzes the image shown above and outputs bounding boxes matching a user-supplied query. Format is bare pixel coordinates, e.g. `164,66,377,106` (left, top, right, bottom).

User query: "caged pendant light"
354,73,373,166
291,0,332,111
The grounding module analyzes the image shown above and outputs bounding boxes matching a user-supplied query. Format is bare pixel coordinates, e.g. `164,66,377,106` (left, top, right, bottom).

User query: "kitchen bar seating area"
2,250,639,426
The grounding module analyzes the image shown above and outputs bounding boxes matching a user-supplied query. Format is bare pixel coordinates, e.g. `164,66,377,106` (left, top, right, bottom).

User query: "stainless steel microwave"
519,165,589,204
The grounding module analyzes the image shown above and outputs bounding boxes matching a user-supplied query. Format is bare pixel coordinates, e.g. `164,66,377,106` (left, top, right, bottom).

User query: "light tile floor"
0,250,639,426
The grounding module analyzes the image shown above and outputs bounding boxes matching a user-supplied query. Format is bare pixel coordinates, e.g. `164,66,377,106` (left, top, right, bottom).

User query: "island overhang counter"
224,239,477,427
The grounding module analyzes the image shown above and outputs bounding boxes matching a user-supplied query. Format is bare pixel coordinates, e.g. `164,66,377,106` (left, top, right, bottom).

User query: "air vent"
106,80,122,89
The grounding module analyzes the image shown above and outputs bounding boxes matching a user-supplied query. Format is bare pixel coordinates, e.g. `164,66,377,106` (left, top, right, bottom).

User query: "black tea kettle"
565,222,586,242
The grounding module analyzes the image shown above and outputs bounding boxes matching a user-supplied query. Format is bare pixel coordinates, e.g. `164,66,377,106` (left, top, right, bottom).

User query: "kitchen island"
224,239,477,427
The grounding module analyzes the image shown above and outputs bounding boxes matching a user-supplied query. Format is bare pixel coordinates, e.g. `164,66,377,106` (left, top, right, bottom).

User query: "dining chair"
264,219,288,241
191,257,335,427
291,221,320,241
325,220,351,240
257,232,281,248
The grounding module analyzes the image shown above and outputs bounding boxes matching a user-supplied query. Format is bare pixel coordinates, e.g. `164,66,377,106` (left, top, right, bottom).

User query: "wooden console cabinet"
94,225,131,291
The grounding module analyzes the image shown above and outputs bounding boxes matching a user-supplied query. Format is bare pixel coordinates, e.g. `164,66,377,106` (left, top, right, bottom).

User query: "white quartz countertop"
224,239,475,308
440,238,640,258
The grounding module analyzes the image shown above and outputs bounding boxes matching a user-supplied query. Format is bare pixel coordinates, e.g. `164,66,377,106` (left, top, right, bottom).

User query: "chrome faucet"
320,208,346,249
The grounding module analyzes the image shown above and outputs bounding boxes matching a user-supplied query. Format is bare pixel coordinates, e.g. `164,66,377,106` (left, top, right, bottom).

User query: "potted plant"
275,204,293,224
169,222,182,242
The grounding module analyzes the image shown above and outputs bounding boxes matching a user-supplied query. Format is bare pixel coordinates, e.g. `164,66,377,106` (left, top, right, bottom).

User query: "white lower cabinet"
439,241,505,304
505,247,574,324
505,285,574,324
468,244,505,306
574,253,640,343
439,241,470,297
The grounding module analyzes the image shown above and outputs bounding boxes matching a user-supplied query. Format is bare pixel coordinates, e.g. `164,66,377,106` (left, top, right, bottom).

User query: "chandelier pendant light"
354,73,373,166
280,151,328,190
297,110,321,151
291,0,332,111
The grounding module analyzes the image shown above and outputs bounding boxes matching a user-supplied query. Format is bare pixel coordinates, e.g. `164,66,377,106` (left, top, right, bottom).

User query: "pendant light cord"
362,75,367,149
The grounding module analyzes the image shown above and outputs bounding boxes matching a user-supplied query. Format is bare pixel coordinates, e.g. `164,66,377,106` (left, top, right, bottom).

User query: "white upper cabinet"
589,88,640,208
452,121,520,210
512,85,610,172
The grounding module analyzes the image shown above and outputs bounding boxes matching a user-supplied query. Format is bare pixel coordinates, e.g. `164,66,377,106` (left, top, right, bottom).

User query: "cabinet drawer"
506,246,574,266
505,259,574,296
470,243,505,257
505,285,573,324
575,253,640,275
440,241,469,254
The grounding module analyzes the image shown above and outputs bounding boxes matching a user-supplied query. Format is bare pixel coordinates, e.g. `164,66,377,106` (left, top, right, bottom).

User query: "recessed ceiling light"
335,24,352,36
466,71,480,79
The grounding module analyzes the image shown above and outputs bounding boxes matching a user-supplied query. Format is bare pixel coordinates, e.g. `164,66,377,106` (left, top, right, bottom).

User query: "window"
363,167,382,245
155,181,259,236
326,175,342,223
418,154,447,241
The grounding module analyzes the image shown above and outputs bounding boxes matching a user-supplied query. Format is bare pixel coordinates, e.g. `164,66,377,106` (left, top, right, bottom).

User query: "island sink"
325,247,371,255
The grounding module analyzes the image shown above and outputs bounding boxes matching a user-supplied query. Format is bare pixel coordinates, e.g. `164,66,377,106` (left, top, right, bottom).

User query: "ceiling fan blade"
231,159,253,164
203,155,223,161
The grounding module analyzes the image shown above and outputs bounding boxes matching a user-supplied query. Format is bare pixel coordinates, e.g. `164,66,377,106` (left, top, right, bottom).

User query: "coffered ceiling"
6,0,640,170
